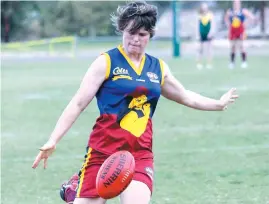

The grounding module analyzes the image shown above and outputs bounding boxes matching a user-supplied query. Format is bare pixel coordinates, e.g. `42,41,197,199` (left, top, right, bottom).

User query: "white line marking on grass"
23,93,51,100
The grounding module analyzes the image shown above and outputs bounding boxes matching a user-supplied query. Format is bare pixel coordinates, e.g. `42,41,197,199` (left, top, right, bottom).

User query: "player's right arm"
32,54,107,169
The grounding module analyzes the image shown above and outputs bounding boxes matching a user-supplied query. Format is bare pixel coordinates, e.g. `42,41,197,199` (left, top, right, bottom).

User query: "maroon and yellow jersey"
229,9,246,29
88,45,164,158
228,9,246,40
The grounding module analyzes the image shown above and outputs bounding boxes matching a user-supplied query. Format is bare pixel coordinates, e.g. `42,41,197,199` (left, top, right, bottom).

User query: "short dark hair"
111,1,158,38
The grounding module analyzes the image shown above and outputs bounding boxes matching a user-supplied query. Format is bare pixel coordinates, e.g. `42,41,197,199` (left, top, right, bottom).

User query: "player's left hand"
219,88,239,110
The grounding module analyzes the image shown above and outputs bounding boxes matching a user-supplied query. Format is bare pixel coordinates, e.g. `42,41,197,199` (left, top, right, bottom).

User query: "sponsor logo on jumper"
112,75,132,81
113,67,129,75
112,67,132,81
147,72,159,83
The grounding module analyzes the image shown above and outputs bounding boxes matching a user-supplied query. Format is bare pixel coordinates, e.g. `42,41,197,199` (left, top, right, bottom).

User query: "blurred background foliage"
1,1,268,42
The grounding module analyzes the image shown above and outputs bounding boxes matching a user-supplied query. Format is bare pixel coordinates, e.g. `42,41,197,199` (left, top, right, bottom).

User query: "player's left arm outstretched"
161,62,239,110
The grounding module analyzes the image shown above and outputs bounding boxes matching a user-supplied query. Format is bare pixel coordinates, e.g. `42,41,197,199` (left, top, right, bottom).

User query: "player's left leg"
120,157,153,204
228,27,237,69
120,180,151,204
239,33,247,68
229,40,236,69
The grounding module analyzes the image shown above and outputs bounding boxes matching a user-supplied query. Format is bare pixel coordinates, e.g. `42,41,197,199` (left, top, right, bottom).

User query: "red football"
96,151,135,199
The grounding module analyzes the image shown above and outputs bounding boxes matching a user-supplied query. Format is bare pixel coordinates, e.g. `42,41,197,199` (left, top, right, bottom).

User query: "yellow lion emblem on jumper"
232,17,241,28
120,95,151,137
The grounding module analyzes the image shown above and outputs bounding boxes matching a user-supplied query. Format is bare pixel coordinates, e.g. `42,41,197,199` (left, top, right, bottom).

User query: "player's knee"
205,42,211,51
230,41,236,51
120,180,151,204
198,45,203,54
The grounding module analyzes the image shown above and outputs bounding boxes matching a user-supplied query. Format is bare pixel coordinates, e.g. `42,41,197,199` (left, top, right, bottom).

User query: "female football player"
224,0,256,69
196,3,215,70
32,2,239,204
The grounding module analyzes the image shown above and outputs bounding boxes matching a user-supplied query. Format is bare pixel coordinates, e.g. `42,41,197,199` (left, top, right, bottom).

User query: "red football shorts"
229,26,246,40
76,147,154,198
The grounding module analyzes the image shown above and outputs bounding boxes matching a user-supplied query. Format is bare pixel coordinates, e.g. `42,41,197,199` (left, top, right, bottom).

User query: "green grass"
1,39,173,53
2,55,269,204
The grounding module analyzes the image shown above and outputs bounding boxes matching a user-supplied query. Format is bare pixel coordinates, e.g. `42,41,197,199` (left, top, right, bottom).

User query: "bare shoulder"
91,54,107,70
160,60,171,78
87,54,109,77
79,53,109,86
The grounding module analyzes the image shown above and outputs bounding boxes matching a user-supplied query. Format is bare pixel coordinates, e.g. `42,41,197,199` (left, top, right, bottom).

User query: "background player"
224,0,256,69
196,3,215,70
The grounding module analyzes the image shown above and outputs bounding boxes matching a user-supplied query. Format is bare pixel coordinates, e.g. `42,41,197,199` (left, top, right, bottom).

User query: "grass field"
1,39,173,53
2,50,269,204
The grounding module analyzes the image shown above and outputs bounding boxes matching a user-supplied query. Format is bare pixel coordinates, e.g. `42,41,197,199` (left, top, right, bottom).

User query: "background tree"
1,1,38,41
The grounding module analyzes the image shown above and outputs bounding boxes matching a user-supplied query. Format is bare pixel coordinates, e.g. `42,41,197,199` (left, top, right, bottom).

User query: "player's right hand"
32,140,56,169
